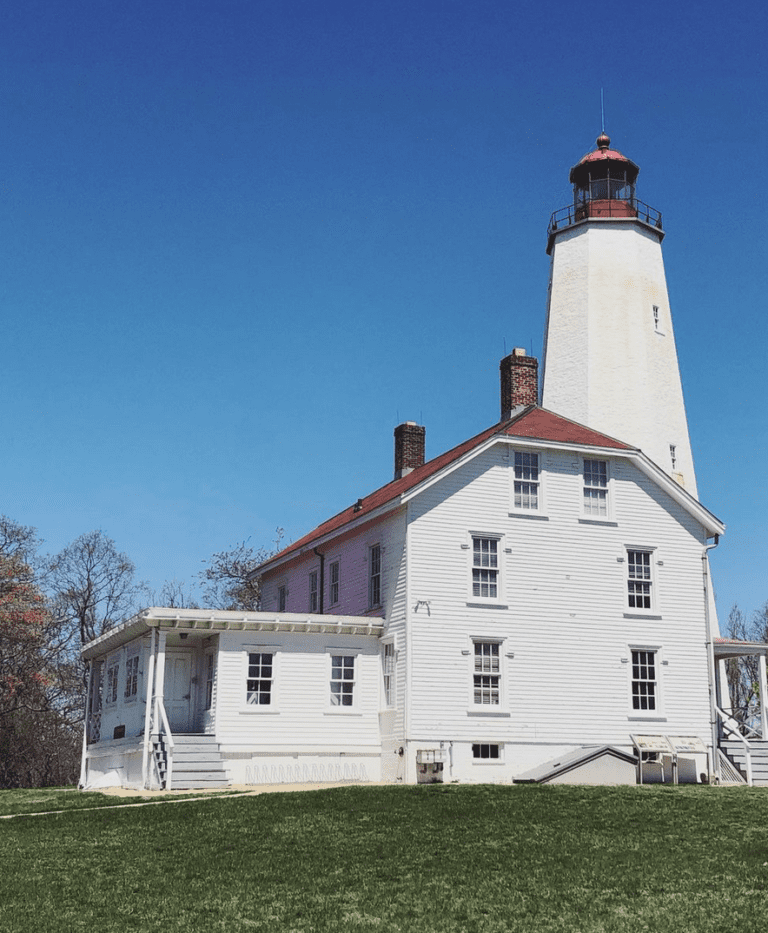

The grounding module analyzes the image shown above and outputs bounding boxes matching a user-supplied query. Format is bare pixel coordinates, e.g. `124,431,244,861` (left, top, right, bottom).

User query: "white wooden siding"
214,630,382,754
405,442,711,759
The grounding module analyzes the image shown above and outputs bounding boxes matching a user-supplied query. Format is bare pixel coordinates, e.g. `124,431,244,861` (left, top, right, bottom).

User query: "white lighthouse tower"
541,133,698,498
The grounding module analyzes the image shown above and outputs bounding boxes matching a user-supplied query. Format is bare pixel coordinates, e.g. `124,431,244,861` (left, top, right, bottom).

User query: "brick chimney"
500,349,539,420
394,422,425,479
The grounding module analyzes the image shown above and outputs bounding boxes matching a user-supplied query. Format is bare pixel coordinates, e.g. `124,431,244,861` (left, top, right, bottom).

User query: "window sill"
508,511,549,521
578,518,618,527
472,759,505,765
239,708,281,715
467,708,511,717
466,601,509,610
628,715,667,722
324,709,364,717
623,613,662,620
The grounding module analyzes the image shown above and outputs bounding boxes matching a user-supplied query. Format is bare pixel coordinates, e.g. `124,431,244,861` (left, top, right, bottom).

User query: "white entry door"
166,653,193,732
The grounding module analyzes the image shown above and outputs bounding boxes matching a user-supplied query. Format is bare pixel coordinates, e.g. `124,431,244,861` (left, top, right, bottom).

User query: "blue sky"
2,0,766,621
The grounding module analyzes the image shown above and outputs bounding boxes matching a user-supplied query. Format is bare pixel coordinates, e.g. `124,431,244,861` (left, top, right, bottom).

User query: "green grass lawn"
2,784,768,932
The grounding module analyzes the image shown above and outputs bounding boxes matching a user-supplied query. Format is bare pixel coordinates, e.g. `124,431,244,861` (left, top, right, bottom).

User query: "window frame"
106,657,120,706
308,570,318,613
328,651,356,709
277,585,286,612
512,449,541,513
582,458,611,519
467,637,510,715
204,651,216,711
468,533,504,604
368,543,382,609
382,641,395,708
244,648,278,710
628,645,665,719
124,653,140,702
626,547,657,613
329,560,340,607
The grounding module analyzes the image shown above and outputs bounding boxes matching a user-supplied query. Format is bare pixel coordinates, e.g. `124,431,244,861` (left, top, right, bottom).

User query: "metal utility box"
416,749,446,784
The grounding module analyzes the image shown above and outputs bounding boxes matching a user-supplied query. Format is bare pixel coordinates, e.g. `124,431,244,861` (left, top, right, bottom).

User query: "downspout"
703,534,720,783
314,547,325,614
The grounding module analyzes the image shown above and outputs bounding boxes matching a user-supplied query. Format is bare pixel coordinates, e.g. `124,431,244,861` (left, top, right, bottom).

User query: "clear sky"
2,0,766,622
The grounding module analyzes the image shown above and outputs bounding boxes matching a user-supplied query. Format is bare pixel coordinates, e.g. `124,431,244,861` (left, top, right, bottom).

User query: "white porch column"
79,661,94,788
759,653,768,741
141,626,158,789
154,629,167,726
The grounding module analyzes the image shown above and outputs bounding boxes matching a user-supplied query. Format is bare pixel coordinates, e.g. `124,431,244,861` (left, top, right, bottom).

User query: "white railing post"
717,705,753,786
759,652,768,741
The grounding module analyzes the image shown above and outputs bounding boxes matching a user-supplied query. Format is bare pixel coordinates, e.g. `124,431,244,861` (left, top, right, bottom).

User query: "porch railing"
154,697,175,790
717,704,753,786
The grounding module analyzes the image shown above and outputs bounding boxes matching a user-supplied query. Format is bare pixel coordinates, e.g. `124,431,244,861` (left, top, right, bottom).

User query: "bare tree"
45,530,142,646
144,578,200,609
199,530,283,611
724,602,768,732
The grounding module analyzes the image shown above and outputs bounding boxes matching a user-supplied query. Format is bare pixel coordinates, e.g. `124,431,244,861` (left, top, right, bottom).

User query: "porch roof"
714,637,768,658
81,607,385,660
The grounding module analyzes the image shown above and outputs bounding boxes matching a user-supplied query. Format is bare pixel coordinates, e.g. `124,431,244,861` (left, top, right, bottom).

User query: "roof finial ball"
596,132,611,150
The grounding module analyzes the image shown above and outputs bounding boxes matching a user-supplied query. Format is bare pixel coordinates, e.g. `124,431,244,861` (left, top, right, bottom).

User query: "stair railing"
717,705,753,786
154,697,175,790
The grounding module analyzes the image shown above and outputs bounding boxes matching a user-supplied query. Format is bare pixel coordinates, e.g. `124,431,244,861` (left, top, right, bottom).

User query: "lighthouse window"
653,306,664,334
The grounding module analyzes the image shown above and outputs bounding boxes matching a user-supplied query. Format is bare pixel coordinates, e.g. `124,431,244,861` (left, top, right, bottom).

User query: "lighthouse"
541,133,698,498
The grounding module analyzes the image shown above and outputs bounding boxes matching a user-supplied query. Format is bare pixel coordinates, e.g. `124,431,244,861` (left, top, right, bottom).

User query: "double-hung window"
277,586,286,612
382,642,395,707
106,660,119,705
369,544,381,608
583,459,608,517
309,571,318,612
247,652,273,705
627,550,653,609
330,655,355,706
329,561,340,606
631,649,657,712
513,451,539,510
205,653,215,710
473,641,500,706
124,655,139,700
472,537,499,599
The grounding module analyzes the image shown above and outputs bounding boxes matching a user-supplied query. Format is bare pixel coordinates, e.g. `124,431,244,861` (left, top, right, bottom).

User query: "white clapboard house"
81,133,765,790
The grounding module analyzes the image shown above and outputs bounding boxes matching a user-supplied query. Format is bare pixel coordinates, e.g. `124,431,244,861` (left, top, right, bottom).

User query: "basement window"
472,743,501,760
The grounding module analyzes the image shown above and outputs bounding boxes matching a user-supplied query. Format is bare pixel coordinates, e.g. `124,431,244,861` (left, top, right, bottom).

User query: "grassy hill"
2,783,768,932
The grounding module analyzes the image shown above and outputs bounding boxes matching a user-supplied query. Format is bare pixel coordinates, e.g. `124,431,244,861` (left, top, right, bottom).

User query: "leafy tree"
0,516,81,787
199,530,283,611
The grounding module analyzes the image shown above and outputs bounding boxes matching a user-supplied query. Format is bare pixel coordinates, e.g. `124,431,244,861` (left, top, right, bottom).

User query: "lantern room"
570,132,639,217
547,133,663,254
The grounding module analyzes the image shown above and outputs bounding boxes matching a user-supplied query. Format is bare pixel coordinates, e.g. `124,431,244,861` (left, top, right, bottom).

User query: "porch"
713,637,768,785
80,607,384,791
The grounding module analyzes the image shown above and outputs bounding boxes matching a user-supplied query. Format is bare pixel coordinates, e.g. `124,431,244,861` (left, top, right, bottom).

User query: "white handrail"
717,705,752,786
155,697,175,790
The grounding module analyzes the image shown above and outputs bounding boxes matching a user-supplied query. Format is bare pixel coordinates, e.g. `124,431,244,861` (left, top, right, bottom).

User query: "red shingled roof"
259,407,633,570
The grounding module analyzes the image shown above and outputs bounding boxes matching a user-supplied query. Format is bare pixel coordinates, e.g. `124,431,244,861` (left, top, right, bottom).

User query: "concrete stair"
720,738,768,786
153,734,230,790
